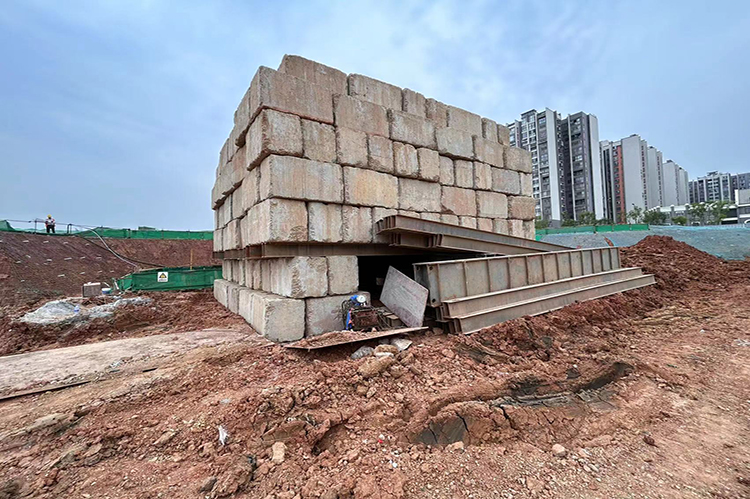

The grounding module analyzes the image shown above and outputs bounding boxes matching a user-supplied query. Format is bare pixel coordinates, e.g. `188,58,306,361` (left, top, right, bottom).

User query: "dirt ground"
0,236,749,498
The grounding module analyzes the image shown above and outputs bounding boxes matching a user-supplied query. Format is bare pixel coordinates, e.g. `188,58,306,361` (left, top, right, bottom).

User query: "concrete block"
232,180,246,218
214,279,230,307
399,210,420,218
336,127,368,168
233,88,252,142
238,286,253,319
454,160,473,188
334,94,389,136
244,198,308,245
238,164,259,213
250,290,305,342
441,214,460,225
372,207,398,243
236,259,247,286
308,202,343,243
476,191,508,218
247,109,303,169
343,166,399,208
213,227,223,252
439,156,454,186
399,178,441,212
222,260,233,282
231,147,247,187
441,186,477,216
417,148,440,182
367,134,394,173
252,260,262,289
348,74,402,110
223,218,242,250
459,216,478,228
497,124,510,145
394,141,419,178
218,196,232,227
305,292,371,336
482,118,498,142
477,218,493,232
278,55,347,94
493,218,509,235
508,196,537,220
492,168,521,195
402,88,426,117
302,119,336,163
473,162,492,190
420,212,441,221
474,137,504,168
446,106,482,136
388,110,436,149
508,219,524,237
226,281,241,314
505,146,533,173
342,205,373,243
520,172,533,196
261,257,328,298
327,256,359,295
244,260,256,289
246,66,334,124
436,127,474,159
260,155,343,203
425,98,448,128
523,220,536,240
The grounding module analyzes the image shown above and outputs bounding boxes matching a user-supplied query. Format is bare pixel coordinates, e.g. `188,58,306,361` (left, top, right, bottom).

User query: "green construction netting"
0,221,212,240
116,266,222,291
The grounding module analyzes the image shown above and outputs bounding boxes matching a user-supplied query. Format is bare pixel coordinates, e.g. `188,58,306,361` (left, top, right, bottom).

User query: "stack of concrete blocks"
211,55,535,342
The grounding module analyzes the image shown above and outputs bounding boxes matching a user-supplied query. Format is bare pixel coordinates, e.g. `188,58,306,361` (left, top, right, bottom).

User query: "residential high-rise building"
661,159,690,206
508,109,603,223
689,171,734,203
732,172,750,192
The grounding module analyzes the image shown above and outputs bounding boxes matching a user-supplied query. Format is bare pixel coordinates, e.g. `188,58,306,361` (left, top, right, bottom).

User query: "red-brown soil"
0,231,217,310
0,236,748,498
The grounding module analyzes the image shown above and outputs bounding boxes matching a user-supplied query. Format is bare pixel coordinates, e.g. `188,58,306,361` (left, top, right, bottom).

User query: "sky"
1,0,749,230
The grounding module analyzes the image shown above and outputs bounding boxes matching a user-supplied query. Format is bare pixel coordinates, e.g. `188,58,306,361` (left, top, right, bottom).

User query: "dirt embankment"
0,231,216,310
0,236,748,498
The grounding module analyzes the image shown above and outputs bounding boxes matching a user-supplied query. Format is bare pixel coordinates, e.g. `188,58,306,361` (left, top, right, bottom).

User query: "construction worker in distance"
45,215,56,234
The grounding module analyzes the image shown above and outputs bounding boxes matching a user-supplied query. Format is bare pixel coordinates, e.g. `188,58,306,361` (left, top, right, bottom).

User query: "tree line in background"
535,200,731,229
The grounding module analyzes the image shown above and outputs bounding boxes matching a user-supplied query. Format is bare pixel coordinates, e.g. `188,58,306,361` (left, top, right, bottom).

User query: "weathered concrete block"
238,285,253,318
482,118,498,142
508,196,536,220
446,106,482,136
493,218,509,235
250,289,305,342
233,88,252,143
213,227,223,252
236,260,247,286
474,137,504,168
417,148,440,182
232,179,246,217
473,162,492,190
504,146,533,173
336,127,368,168
305,292,370,336
231,147,247,187
520,172,533,196
441,186,477,216
476,191,508,218
441,214,460,225
244,260,257,289
425,98,448,128
393,142,419,178
348,74,402,110
218,196,232,227
302,119,336,163
223,218,242,250
226,281,241,314
372,207,398,243
436,127,474,159
261,257,328,298
342,205,373,243
492,168,521,195
497,124,510,145
278,55,348,94
244,198,308,245
367,134,394,173
246,66,334,124
308,202,343,243
459,216,478,228
327,256,359,295
222,260,233,282
454,160,474,188
214,279,230,307
343,167,399,208
402,88,426,117
420,212,441,221
399,178,441,212
334,94,389,137
259,155,343,203
388,110,436,149
439,156,454,186
399,210,420,218
508,219,524,237
239,167,259,213
523,220,536,240
477,218,493,232
247,109,303,169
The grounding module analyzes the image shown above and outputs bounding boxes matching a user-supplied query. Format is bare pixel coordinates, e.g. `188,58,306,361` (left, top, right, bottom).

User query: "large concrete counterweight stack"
211,55,536,342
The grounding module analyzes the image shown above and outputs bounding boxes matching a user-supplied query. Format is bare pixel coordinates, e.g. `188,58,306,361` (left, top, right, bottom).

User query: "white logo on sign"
157,272,169,283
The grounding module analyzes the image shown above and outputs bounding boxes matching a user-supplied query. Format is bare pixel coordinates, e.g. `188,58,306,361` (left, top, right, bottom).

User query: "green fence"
116,266,222,292
536,224,649,236
0,220,212,240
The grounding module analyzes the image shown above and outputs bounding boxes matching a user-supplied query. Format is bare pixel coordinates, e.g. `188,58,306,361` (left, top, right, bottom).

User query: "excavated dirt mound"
0,232,216,310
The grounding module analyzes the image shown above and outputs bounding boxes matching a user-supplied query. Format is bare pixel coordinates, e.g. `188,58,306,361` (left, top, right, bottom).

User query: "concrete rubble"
211,55,536,341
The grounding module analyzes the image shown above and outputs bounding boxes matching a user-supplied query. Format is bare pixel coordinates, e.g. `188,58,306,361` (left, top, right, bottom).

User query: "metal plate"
381,266,429,328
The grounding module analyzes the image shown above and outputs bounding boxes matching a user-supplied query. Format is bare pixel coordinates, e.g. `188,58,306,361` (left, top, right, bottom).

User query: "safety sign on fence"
157,272,169,283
